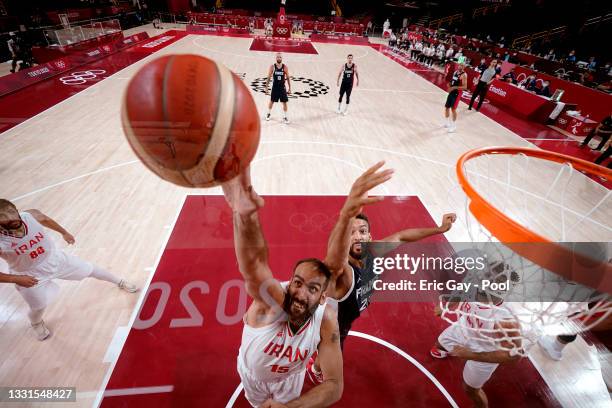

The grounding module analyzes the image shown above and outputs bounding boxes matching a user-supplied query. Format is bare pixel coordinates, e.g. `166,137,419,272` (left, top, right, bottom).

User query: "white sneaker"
32,320,51,341
337,106,342,114
342,110,348,116
538,336,563,361
442,122,450,128
265,113,271,121
283,117,290,124
447,125,456,133
118,279,139,293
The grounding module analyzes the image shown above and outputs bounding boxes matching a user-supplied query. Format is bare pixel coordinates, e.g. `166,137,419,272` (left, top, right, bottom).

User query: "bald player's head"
276,53,283,64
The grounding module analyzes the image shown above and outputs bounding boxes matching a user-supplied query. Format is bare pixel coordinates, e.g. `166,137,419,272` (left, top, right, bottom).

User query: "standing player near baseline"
265,53,292,124
222,167,344,408
0,199,138,341
337,54,359,115
307,163,456,382
444,62,468,133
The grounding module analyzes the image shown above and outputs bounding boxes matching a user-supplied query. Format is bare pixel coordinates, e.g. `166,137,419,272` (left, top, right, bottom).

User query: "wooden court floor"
0,28,610,407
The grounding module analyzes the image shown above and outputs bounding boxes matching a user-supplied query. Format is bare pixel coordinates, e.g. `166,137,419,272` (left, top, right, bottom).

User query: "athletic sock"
28,308,45,325
90,265,121,285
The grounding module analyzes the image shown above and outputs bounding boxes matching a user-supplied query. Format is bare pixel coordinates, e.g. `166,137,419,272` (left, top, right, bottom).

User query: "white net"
442,149,612,356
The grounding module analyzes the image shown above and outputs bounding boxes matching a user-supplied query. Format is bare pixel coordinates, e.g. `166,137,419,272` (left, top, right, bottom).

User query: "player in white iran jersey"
0,199,138,341
238,282,326,383
431,261,522,408
223,168,343,408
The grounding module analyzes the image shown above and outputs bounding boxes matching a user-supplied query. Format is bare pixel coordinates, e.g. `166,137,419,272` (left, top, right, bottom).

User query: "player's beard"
283,292,318,326
0,218,24,237
349,242,365,260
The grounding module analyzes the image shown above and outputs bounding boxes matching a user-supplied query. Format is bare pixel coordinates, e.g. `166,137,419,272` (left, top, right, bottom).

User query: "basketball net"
442,147,612,356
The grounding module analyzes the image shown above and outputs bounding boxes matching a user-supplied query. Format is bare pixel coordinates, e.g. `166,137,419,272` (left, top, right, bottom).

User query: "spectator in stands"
537,80,552,97
248,18,255,34
521,74,539,92
389,32,398,48
588,57,597,71
580,113,612,151
469,59,498,111
594,140,612,169
413,40,423,61
503,67,517,84
455,48,465,63
476,58,487,73
444,47,454,64
544,49,556,61
495,61,503,76
498,36,506,48
427,43,436,67
7,32,21,74
566,50,577,63
436,46,445,67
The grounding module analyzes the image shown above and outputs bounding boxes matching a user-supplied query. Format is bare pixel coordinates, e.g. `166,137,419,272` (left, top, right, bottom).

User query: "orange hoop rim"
456,146,612,294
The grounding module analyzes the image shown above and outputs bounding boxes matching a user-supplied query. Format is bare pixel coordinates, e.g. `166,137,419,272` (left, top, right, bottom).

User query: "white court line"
251,152,390,196
523,138,578,141
225,330,459,408
190,35,370,62
358,88,438,94
11,160,139,202
79,385,174,400
225,383,244,408
10,140,608,232
92,194,188,408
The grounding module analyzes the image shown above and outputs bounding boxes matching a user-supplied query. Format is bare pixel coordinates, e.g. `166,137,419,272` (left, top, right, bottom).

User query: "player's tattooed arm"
26,209,75,244
286,305,343,408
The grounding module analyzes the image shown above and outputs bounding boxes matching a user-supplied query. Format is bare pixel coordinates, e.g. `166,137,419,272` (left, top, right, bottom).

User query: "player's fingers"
361,161,386,177
360,196,385,206
361,170,394,190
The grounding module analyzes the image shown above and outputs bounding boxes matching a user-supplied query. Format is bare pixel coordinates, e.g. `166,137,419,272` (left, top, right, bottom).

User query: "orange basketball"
121,54,260,187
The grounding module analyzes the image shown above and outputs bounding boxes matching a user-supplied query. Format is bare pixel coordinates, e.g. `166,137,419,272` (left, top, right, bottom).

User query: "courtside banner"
362,242,611,303
0,33,149,97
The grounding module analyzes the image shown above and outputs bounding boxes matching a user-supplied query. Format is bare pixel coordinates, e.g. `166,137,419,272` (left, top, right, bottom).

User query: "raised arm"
222,168,284,306
380,213,456,242
324,161,393,276
286,305,343,407
26,209,74,244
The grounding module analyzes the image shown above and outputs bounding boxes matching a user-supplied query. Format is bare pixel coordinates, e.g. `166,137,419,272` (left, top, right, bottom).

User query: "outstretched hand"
221,167,264,217
341,161,394,219
438,213,457,232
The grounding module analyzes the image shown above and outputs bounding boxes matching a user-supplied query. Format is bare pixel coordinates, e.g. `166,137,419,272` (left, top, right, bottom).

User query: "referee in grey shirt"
468,59,498,111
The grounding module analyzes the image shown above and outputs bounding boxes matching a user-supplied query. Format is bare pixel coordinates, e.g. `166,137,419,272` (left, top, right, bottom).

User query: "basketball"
121,54,260,187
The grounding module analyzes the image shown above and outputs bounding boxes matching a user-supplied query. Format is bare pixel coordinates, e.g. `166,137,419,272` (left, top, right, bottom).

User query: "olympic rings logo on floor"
289,212,335,233
59,69,107,85
250,76,330,99
276,27,288,35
